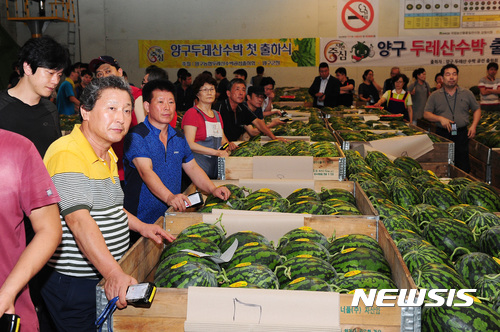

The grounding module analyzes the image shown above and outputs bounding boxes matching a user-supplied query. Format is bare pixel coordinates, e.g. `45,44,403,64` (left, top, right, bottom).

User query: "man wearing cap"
244,86,284,129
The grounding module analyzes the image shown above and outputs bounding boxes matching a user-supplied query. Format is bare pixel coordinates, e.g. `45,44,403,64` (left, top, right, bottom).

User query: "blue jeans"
41,269,99,332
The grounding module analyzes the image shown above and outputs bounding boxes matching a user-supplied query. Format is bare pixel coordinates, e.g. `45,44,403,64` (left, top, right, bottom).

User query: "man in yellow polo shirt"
41,76,175,331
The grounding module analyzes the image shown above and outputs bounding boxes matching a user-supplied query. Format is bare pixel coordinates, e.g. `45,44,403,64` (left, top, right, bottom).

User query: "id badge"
451,123,457,136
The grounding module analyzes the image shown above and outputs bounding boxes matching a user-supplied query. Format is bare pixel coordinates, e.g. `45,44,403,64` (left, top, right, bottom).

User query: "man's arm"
423,110,454,132
251,118,283,141
64,209,136,308
132,157,189,211
468,108,481,138
183,125,229,157
0,204,62,316
182,159,230,199
125,209,175,244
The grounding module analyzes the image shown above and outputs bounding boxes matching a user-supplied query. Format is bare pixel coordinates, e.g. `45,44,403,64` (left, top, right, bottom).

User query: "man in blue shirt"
123,80,230,227
56,64,80,115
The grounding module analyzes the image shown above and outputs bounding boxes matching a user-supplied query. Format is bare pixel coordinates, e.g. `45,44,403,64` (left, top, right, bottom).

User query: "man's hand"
318,94,326,102
166,193,190,212
139,223,175,244
227,142,238,151
216,149,230,158
0,290,16,316
104,269,137,309
438,116,454,132
212,186,231,200
468,126,477,139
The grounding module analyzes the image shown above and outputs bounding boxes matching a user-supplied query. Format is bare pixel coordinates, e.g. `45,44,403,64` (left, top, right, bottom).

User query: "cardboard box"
219,142,346,181
96,214,419,332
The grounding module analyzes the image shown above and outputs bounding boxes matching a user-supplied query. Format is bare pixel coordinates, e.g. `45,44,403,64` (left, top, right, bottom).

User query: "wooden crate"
469,154,489,182
469,138,492,165
490,148,500,189
179,179,377,218
97,215,419,332
421,162,482,181
408,125,454,164
219,143,346,181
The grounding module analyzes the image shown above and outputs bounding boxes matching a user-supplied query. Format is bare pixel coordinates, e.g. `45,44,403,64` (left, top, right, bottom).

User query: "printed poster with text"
138,38,319,69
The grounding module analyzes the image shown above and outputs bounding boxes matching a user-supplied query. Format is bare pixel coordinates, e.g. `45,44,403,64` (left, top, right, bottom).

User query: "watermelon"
364,187,391,200
474,274,500,304
198,202,232,213
454,252,500,288
422,187,462,210
219,231,272,252
447,177,474,194
422,301,500,332
365,151,392,167
349,172,380,184
390,229,424,244
245,188,282,201
479,226,500,258
333,270,397,292
245,197,289,212
155,251,220,282
156,261,218,288
160,236,221,263
422,217,478,258
278,239,330,262
322,200,361,215
410,204,452,230
382,215,420,234
446,204,490,222
223,243,282,270
402,243,453,274
177,222,226,246
411,262,469,290
286,200,326,214
391,183,422,209
329,247,391,276
379,166,410,181
221,263,279,289
393,156,422,174
218,183,247,198
282,276,333,292
278,227,329,250
467,212,500,237
371,198,412,219
328,234,383,256
459,182,500,212
275,255,337,286
395,237,426,255
319,188,356,205
286,188,320,203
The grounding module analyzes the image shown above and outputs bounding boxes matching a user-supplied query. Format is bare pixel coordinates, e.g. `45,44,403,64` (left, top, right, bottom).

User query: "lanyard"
95,296,119,332
443,87,457,121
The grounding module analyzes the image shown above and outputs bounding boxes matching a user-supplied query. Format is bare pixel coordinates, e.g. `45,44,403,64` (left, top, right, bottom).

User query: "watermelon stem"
449,246,471,261
213,213,227,235
217,268,229,285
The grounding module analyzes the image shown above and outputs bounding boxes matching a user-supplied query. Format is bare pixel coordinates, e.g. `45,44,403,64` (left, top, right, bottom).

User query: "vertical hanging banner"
138,38,319,69
338,0,379,38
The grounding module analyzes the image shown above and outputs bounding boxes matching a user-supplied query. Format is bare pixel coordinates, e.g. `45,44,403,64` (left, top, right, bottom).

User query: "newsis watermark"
351,289,477,307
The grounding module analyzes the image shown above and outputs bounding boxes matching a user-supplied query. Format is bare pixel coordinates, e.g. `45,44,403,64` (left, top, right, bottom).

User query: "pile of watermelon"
230,139,340,157
473,112,500,148
154,223,396,293
198,184,362,215
344,149,500,328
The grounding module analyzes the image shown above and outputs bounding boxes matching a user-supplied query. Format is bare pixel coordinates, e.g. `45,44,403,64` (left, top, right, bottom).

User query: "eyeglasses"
199,88,215,93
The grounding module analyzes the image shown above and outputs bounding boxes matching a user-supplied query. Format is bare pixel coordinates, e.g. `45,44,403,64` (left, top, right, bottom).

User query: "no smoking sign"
341,0,374,32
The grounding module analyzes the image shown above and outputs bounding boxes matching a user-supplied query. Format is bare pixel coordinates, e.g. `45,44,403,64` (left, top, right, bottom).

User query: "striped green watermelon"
246,197,289,212
411,262,469,290
333,270,397,292
422,301,500,332
282,276,333,291
328,234,383,256
454,252,500,288
479,226,500,258
364,187,391,200
410,204,452,230
447,177,474,194
286,200,326,214
348,164,378,178
177,222,226,246
391,183,422,209
371,198,412,219
394,156,422,174
348,172,380,184
155,251,220,283
422,217,478,258
156,261,218,288
198,202,233,213
390,229,424,244
467,212,500,237
422,187,462,210
245,188,282,201
219,231,272,252
402,242,453,274
278,238,330,261
218,183,247,198
371,159,395,176
278,227,329,250
160,236,221,263
446,204,490,222
359,179,388,192
223,242,282,270
412,175,446,193
319,188,356,205
329,247,391,276
459,182,500,212
410,168,439,180
322,200,361,215
286,188,320,203
275,255,337,286
382,215,421,234
395,237,426,255
221,263,279,289
365,150,392,167
474,274,500,305
379,166,410,181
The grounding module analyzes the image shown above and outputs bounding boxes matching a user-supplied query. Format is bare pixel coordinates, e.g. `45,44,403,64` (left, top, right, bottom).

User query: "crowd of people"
0,35,498,332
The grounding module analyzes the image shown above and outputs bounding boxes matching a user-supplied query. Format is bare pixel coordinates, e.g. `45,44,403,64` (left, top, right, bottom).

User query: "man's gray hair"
80,76,133,112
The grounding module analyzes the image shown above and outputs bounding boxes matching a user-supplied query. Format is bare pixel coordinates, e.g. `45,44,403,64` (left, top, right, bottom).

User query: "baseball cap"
247,85,266,97
89,55,120,73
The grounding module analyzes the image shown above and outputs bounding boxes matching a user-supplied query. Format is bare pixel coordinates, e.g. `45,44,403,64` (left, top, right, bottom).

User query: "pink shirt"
181,107,224,142
0,130,60,332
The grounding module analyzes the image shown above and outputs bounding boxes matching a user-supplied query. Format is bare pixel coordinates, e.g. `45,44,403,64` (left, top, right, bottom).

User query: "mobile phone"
0,313,20,332
219,142,229,150
451,123,457,136
280,118,292,123
185,192,204,208
126,283,157,305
